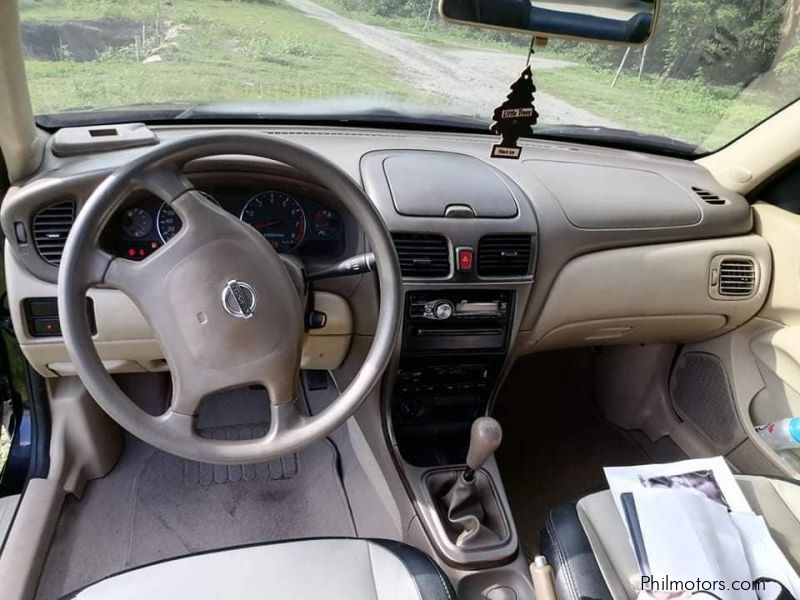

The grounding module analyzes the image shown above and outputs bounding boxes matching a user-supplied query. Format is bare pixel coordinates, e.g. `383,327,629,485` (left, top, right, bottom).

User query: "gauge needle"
254,220,282,229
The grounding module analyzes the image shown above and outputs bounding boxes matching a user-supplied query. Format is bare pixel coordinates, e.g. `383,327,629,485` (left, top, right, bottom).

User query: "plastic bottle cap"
789,418,800,443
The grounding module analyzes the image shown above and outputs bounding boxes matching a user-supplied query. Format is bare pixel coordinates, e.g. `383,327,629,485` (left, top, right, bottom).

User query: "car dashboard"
0,123,772,467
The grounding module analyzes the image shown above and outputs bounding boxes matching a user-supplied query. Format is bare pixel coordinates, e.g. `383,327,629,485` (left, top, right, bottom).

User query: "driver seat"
60,538,456,600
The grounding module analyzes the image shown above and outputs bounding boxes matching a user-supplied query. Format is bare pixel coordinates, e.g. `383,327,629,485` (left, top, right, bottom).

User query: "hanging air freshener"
490,65,538,159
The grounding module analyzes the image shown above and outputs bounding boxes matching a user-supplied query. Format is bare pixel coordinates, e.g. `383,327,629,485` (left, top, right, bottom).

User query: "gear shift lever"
463,417,503,482
439,416,505,547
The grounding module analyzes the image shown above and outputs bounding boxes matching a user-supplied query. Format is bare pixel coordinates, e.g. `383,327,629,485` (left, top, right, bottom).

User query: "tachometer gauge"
156,191,217,243
310,208,341,238
240,191,306,253
121,206,153,238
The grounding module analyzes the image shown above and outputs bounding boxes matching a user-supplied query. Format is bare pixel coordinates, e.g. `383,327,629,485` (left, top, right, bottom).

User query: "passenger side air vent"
691,186,728,205
32,201,75,267
477,234,532,277
391,233,450,278
709,255,757,299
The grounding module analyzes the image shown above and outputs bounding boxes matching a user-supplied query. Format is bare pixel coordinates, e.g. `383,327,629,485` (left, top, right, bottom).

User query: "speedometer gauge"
240,191,306,253
156,191,218,243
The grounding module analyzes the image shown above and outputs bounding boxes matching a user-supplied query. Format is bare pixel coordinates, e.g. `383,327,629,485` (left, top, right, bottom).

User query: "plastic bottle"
756,418,800,450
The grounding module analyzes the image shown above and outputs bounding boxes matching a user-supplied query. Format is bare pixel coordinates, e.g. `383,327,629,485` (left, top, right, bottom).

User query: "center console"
389,290,524,573
361,149,539,595
392,290,514,466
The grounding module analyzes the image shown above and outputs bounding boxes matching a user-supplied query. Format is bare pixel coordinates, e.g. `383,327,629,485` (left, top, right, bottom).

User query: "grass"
533,65,780,149
19,0,790,151
21,0,423,114
301,0,784,149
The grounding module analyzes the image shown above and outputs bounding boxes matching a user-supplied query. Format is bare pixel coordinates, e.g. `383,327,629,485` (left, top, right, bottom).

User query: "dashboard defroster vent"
477,235,532,277
32,201,75,267
392,233,450,278
710,255,757,299
691,186,728,205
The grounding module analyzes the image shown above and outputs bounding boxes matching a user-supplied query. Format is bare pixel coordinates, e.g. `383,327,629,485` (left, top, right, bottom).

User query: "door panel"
672,203,800,477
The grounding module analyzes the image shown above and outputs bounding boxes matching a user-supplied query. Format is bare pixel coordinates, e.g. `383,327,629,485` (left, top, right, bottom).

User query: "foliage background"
326,0,800,94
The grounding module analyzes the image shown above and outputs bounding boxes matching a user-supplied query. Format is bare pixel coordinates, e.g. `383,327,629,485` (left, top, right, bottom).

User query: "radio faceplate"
403,290,513,353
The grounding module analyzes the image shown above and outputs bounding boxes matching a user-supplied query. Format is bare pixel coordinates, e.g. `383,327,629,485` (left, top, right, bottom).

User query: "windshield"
19,0,800,154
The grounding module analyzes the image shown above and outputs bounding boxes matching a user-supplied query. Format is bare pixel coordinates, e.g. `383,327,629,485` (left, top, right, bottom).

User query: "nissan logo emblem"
221,280,257,319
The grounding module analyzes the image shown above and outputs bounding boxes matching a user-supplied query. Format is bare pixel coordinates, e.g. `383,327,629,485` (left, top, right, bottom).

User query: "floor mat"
36,432,355,600
493,351,650,558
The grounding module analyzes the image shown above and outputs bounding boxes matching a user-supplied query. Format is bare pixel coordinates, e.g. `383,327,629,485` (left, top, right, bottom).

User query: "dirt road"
284,0,619,127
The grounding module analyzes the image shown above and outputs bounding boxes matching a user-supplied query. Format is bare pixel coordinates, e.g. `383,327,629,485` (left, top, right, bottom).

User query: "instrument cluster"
104,186,344,261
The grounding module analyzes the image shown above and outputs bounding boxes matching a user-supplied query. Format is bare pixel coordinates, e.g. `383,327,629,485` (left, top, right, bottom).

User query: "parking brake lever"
305,252,376,282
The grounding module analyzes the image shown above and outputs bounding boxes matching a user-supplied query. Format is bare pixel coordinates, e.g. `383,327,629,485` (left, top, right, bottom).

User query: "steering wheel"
57,132,401,464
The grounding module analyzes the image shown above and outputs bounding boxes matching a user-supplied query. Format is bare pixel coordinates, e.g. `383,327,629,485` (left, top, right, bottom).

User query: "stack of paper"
605,457,800,600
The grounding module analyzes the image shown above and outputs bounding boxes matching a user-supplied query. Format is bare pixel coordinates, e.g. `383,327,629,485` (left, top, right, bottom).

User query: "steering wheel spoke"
266,399,308,438
101,255,143,292
138,163,195,203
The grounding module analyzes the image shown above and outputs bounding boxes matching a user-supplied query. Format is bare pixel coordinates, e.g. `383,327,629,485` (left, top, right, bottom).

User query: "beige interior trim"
5,246,354,375
0,494,20,546
713,203,800,477
697,100,800,195
0,478,64,600
47,376,122,497
523,235,771,352
754,203,800,326
301,291,353,370
751,326,800,416
0,0,45,182
676,318,799,476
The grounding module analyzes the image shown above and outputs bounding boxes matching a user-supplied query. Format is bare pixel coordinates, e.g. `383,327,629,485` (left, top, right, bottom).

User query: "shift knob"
465,417,503,473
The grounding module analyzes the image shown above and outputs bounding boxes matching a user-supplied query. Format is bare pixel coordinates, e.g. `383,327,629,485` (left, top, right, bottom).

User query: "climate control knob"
424,300,454,320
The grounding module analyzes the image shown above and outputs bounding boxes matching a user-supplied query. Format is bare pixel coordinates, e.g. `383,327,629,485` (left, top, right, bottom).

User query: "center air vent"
710,255,757,299
391,233,450,278
692,186,728,205
32,201,75,267
478,235,532,277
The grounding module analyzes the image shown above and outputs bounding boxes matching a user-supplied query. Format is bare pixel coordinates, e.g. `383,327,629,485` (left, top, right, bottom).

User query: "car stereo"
403,290,512,352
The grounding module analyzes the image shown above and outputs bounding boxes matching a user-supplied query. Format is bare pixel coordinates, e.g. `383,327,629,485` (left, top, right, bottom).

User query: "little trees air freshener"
490,66,538,159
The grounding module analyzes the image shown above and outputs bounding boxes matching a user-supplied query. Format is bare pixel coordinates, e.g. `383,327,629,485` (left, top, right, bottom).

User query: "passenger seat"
540,475,800,599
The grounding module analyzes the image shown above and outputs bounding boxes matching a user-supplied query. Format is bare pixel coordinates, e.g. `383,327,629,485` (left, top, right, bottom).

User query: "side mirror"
439,0,658,45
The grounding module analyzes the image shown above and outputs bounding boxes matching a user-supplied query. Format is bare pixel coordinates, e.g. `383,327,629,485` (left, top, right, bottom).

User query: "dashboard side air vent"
710,255,757,299
391,233,450,278
691,186,728,205
478,234,532,277
32,201,75,267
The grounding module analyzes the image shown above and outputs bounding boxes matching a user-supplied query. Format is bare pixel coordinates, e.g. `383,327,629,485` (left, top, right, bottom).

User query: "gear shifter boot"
426,417,510,549
443,474,501,546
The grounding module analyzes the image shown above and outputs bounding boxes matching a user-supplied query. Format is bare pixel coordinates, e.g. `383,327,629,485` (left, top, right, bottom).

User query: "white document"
605,457,799,600
633,487,756,600
605,456,752,521
731,511,800,599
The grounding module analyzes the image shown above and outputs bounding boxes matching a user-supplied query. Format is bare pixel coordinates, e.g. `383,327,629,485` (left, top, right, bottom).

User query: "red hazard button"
456,247,474,272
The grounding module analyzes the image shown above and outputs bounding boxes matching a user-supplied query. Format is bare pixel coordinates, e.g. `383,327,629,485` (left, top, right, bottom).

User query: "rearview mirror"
439,0,658,45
